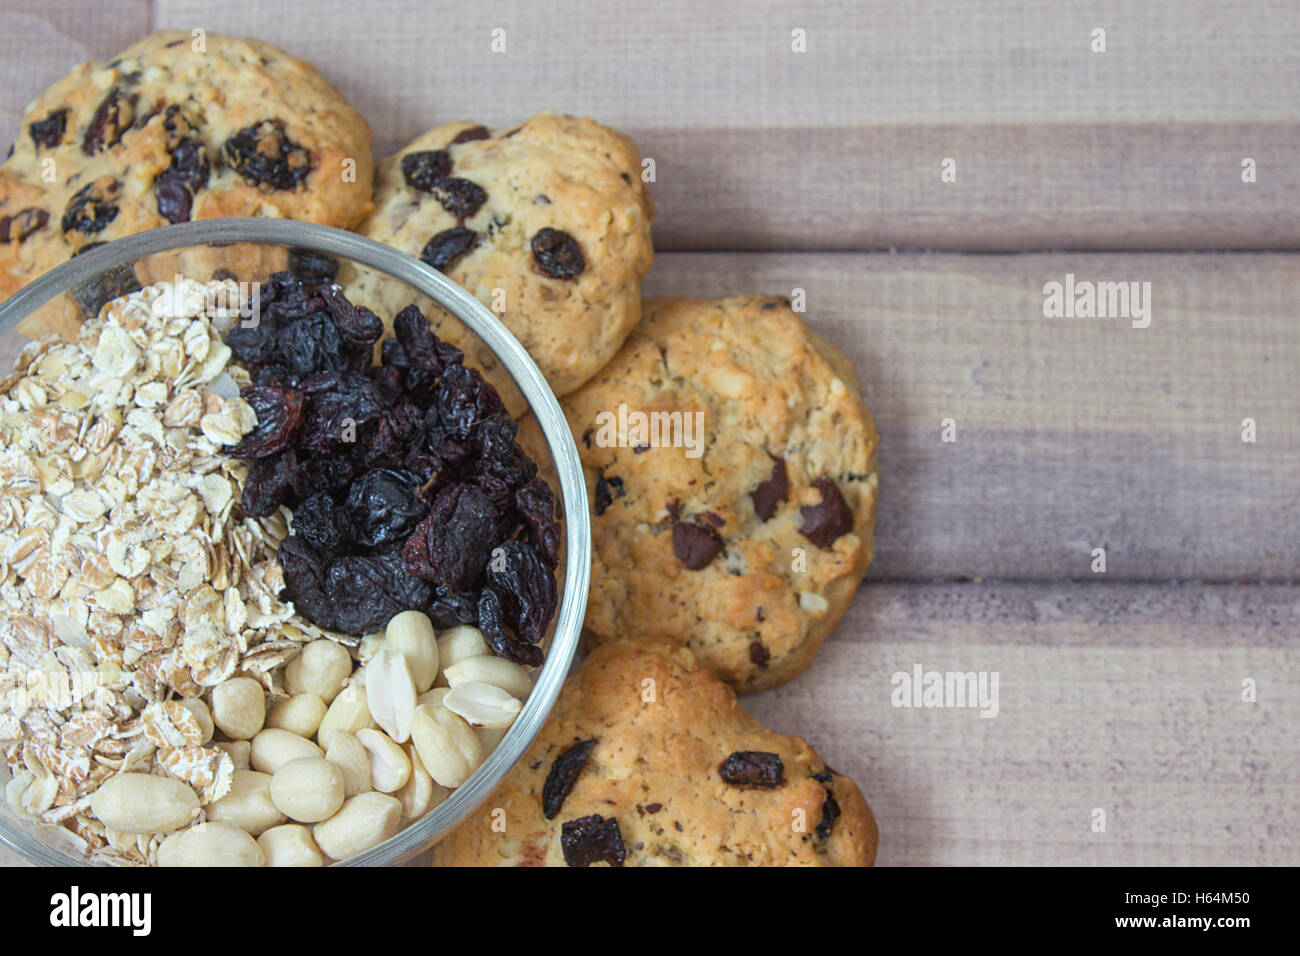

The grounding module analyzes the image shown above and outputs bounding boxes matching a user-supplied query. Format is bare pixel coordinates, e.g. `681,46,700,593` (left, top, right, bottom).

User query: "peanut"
442,656,532,700
397,743,448,820
443,681,522,729
356,728,411,793
312,792,401,861
269,757,345,823
316,683,373,743
250,728,324,775
266,693,327,738
324,730,372,797
88,773,199,834
284,638,353,703
257,824,324,868
410,704,484,788
215,739,251,770
436,625,489,669
210,676,267,740
384,610,439,693
157,821,264,867
364,646,416,743
207,769,286,835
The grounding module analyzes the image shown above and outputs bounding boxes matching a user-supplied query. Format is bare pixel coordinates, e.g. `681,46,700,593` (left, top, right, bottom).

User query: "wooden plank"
743,581,1300,866
644,252,1300,582
0,1,153,148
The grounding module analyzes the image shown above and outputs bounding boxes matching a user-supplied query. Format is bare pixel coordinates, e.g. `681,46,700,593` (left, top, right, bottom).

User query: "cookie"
0,29,374,312
431,637,877,866
356,112,653,412
543,295,879,693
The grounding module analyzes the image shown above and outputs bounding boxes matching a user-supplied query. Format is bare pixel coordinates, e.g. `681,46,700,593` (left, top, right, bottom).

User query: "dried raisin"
531,228,584,279
400,150,451,191
718,751,785,789
449,125,490,144
560,814,625,867
542,738,597,819
419,227,477,271
61,178,121,234
0,208,48,244
29,108,68,149
430,178,487,219
594,476,624,515
223,120,311,190
82,88,134,154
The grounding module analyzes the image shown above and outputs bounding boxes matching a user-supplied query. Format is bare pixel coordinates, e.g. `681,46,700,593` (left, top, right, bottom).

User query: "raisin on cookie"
357,112,654,413
431,638,878,867
0,30,374,310
530,295,878,693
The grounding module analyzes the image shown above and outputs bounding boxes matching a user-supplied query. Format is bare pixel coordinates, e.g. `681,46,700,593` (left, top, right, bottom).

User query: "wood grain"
744,581,1300,866
645,251,1300,582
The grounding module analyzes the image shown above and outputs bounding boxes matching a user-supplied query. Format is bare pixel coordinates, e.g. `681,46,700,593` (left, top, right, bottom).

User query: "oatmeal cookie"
0,30,374,312
431,637,877,867
536,295,878,693
356,112,653,411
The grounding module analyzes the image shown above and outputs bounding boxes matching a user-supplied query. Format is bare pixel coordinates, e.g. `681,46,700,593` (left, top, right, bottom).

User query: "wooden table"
2,0,1297,866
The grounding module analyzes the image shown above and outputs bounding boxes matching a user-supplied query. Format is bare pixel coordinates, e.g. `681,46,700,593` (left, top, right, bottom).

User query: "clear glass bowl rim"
0,218,591,866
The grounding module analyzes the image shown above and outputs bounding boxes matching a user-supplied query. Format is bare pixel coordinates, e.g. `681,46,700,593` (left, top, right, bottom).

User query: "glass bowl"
0,218,590,866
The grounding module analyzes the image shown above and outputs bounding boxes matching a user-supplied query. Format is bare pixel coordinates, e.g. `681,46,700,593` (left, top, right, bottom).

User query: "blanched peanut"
356,728,411,793
316,684,373,743
384,610,439,693
443,681,522,729
442,656,532,700
88,773,199,833
177,698,215,744
269,757,345,823
266,693,326,738
215,739,251,770
250,728,324,775
358,633,386,665
210,677,266,740
410,704,484,788
324,730,372,797
208,769,286,835
417,687,449,709
436,625,489,669
364,647,416,743
397,743,448,819
284,639,353,703
258,824,324,867
312,792,401,861
157,821,264,867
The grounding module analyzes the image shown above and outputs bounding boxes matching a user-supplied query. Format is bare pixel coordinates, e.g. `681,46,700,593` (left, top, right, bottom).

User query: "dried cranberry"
436,364,506,440
798,476,854,548
560,815,625,867
61,178,121,234
531,228,584,279
468,417,536,509
449,125,490,144
223,120,311,190
477,586,544,666
483,539,556,644
400,150,451,191
342,468,428,549
751,456,788,521
280,537,432,635
515,477,561,568
542,738,597,819
228,385,305,458
718,751,785,789
29,108,68,149
297,371,385,450
0,209,49,244
403,482,499,591
319,285,383,350
430,178,487,219
815,789,841,842
82,88,134,154
155,138,210,222
241,448,299,516
394,305,464,377
594,476,624,515
289,249,339,284
419,227,477,272
292,492,347,551
672,521,723,570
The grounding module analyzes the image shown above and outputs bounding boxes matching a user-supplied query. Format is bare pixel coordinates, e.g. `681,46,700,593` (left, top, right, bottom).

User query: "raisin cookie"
544,295,879,693
0,30,374,311
432,638,877,866
356,112,653,411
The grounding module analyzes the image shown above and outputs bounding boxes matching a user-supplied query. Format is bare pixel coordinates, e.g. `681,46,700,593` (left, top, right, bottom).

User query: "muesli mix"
0,264,560,865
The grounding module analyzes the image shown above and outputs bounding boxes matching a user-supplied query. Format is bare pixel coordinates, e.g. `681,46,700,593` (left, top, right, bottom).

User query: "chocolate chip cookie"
543,295,879,693
431,637,877,866
0,30,374,309
357,112,653,411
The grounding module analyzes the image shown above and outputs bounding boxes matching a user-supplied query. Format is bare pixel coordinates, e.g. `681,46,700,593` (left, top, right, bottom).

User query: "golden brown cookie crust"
431,638,877,866
550,295,878,693
357,112,653,411
1,30,373,306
